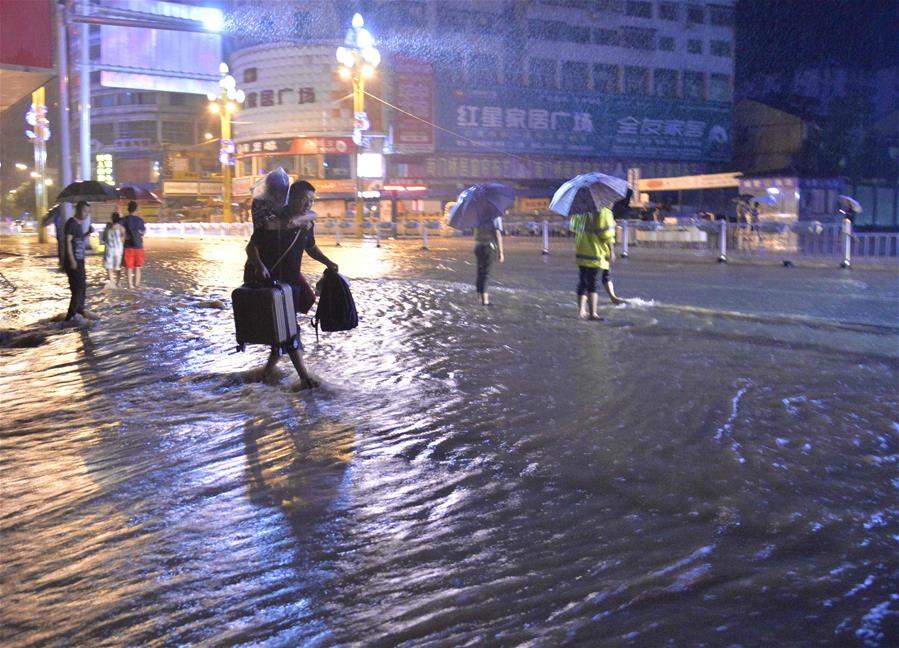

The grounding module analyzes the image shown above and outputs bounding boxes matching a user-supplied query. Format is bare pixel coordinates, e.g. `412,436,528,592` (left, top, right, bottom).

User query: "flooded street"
1,236,897,646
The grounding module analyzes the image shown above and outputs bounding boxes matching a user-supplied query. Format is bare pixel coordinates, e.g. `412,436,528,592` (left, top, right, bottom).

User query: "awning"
0,67,55,113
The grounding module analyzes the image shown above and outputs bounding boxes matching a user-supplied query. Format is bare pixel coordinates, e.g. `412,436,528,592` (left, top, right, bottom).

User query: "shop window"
504,54,524,86
624,66,650,95
709,73,731,101
683,71,705,100
300,155,320,178
118,121,156,141
92,123,115,144
161,121,193,144
658,2,678,20
626,1,652,18
469,53,498,87
654,69,679,98
592,28,620,46
324,154,351,180
561,61,589,91
593,64,619,93
259,155,297,175
529,58,556,89
711,40,732,57
622,27,656,50
237,158,253,177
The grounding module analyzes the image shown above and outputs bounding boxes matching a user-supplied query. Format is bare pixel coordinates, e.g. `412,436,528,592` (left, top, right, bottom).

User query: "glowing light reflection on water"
1,237,897,646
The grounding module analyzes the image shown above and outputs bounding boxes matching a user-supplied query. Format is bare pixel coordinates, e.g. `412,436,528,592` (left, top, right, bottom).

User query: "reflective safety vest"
572,208,616,269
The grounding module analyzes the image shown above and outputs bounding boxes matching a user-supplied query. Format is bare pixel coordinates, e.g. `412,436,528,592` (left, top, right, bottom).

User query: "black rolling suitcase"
232,281,299,353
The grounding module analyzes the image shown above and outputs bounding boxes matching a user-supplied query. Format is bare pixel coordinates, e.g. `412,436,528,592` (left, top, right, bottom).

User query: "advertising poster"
392,56,435,154
435,85,731,163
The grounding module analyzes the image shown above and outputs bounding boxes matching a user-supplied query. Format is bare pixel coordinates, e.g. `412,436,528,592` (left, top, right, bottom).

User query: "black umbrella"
56,180,119,203
117,185,162,203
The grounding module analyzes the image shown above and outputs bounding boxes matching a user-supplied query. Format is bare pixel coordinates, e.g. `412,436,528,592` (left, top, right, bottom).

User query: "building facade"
227,0,736,217
68,2,220,212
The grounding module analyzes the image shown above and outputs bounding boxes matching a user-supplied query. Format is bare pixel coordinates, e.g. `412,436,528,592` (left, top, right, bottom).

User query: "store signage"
641,172,740,191
435,85,730,162
313,179,383,194
96,153,114,185
243,86,315,109
392,56,434,154
236,137,354,156
390,155,703,181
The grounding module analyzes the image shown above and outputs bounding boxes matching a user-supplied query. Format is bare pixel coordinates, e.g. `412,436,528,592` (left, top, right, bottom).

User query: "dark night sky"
736,0,899,78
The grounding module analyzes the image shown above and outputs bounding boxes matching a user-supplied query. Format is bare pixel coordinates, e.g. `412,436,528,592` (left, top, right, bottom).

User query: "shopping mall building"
227,0,736,219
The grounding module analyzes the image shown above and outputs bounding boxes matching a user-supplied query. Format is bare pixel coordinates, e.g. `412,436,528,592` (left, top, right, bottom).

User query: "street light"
337,13,380,234
207,62,244,222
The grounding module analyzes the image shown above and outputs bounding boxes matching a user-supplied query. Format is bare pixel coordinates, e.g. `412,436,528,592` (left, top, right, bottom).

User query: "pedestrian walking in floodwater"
122,201,146,289
446,183,516,306
474,215,504,306
572,200,626,319
570,189,624,320
244,180,338,389
63,201,90,321
102,212,125,285
549,174,629,320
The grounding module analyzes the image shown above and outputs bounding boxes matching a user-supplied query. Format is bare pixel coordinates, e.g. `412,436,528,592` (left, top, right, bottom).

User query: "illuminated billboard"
99,0,221,95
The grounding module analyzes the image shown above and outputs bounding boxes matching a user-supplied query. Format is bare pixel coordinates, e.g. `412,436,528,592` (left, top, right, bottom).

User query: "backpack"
312,269,358,339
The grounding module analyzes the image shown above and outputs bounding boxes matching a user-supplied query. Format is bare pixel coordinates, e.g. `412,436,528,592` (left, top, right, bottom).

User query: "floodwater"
1,236,897,646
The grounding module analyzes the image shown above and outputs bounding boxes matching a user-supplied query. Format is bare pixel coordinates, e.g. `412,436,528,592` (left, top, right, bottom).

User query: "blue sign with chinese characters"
435,85,731,162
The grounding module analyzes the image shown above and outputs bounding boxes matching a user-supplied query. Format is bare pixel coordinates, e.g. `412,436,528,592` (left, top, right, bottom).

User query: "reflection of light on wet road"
1,236,898,646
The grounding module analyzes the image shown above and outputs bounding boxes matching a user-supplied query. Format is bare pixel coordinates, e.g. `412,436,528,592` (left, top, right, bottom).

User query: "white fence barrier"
5,219,897,267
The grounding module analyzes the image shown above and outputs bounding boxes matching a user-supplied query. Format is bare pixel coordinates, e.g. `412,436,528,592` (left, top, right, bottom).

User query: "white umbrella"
549,172,628,216
837,195,862,214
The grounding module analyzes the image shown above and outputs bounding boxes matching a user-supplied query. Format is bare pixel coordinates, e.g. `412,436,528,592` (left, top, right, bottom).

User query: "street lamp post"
26,88,51,243
207,63,244,223
337,13,380,236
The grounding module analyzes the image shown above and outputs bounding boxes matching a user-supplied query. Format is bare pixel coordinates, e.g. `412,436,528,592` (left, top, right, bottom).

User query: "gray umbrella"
837,195,862,214
549,173,628,216
447,183,516,230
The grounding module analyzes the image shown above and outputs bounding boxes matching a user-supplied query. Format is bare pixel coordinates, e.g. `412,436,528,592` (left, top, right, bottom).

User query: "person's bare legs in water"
263,348,318,389
601,269,627,305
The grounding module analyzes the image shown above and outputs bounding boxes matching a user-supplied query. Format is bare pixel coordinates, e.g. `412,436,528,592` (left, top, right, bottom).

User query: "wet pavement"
1,235,898,646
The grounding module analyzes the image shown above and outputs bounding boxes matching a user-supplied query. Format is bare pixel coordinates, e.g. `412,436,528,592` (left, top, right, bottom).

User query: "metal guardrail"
5,218,897,267
610,219,898,267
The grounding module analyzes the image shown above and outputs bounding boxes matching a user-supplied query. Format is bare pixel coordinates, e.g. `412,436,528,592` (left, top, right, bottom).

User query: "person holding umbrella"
447,183,513,306
63,201,91,321
550,173,628,319
473,214,505,306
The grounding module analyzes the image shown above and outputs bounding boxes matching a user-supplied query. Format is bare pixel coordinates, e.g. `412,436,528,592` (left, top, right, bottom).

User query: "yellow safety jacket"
572,208,615,269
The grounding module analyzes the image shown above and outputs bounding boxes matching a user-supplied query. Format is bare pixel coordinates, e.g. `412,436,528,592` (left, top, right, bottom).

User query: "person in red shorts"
122,200,146,289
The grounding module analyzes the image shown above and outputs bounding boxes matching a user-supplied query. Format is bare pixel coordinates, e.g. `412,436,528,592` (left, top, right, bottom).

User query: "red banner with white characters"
392,56,434,154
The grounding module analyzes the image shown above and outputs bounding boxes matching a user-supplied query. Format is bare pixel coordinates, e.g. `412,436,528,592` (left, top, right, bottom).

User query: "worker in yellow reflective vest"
571,205,626,320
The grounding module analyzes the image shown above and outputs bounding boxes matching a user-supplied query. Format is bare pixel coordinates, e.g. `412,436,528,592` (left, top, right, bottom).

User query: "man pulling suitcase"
234,179,338,390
